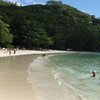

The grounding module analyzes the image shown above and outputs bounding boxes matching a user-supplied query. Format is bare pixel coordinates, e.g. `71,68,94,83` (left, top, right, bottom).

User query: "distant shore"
0,49,69,58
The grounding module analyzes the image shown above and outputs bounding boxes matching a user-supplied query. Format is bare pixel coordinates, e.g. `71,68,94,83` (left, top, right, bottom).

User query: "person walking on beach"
13,48,16,54
8,48,11,55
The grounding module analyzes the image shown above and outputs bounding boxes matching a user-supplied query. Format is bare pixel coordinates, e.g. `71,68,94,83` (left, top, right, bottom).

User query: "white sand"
0,49,68,58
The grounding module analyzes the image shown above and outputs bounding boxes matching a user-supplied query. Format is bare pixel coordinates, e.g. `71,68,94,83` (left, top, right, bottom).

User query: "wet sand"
0,55,38,100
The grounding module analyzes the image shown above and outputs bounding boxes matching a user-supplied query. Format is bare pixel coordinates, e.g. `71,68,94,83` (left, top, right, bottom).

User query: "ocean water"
28,52,100,100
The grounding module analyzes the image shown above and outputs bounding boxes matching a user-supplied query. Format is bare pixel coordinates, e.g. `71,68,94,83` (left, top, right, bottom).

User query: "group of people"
8,48,16,55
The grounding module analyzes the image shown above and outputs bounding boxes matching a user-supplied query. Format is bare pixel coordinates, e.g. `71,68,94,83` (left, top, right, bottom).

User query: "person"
8,48,11,55
13,48,16,54
42,54,46,58
91,70,96,77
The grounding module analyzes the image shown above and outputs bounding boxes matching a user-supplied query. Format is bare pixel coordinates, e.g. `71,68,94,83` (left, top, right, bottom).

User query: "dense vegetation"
0,0,100,51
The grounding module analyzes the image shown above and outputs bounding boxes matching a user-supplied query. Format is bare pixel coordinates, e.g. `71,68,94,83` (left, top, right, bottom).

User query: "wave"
27,55,87,100
51,69,86,100
47,55,87,100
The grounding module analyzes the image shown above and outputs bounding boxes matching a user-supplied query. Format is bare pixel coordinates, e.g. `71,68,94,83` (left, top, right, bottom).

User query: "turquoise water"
48,52,100,100
28,52,100,100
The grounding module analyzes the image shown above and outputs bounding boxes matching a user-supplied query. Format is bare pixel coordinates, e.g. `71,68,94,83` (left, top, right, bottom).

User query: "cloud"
4,0,46,5
22,0,33,3
21,0,46,5
4,0,21,5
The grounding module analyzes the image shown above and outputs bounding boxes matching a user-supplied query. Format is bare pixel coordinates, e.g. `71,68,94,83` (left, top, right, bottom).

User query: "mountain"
0,1,100,51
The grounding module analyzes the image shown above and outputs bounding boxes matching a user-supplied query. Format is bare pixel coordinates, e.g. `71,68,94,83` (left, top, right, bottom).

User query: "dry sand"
0,49,68,57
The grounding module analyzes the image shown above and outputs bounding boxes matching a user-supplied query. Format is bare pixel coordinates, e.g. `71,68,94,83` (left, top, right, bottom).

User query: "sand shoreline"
0,49,69,58
0,49,69,100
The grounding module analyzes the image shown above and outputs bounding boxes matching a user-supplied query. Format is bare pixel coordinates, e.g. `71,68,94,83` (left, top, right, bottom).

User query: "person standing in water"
42,54,46,58
91,70,96,77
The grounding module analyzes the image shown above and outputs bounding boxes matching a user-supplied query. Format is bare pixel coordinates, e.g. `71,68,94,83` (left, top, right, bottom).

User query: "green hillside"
0,0,100,51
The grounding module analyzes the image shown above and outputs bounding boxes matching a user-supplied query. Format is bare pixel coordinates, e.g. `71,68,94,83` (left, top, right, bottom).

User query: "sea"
28,52,100,100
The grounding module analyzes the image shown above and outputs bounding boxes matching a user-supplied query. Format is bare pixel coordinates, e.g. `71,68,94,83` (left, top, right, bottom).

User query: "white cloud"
33,1,45,5
23,0,33,3
4,0,21,5
4,0,46,5
21,0,46,5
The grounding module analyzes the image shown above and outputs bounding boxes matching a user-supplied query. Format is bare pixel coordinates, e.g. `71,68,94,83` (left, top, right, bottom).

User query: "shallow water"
48,52,100,100
28,52,100,100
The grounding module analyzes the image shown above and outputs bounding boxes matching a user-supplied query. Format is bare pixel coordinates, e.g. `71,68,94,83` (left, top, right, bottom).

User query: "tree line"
0,0,100,51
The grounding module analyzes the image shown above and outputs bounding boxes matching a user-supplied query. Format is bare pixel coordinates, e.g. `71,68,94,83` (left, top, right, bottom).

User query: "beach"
0,50,100,100
0,49,68,57
0,49,68,100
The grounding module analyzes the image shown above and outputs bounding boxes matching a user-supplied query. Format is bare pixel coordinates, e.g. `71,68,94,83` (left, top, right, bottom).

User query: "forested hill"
0,0,100,51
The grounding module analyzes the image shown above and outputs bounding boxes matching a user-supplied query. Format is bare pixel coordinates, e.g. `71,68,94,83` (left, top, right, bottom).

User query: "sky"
4,0,100,17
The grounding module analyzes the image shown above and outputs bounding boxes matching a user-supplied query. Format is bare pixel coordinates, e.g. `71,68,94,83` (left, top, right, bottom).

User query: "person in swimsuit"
91,70,96,77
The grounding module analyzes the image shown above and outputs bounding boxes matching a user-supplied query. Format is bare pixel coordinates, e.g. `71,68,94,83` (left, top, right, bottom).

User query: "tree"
0,17,13,47
23,27,53,49
1,2,100,51
0,0,16,6
68,24,97,51
46,0,62,5
10,14,53,49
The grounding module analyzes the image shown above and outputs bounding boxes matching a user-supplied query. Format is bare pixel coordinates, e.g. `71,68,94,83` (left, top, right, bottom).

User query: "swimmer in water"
91,70,96,77
42,54,46,58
